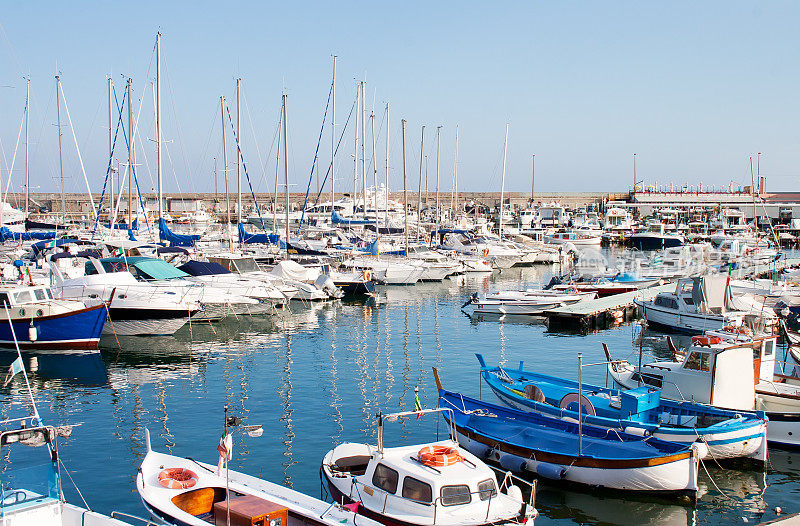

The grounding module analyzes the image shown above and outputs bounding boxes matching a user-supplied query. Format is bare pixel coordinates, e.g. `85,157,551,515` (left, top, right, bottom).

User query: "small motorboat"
476,354,767,461
436,385,702,500
138,429,379,526
321,408,537,526
462,289,595,316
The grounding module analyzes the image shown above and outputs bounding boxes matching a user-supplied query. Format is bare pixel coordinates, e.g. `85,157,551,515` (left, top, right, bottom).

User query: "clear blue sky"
1,1,798,198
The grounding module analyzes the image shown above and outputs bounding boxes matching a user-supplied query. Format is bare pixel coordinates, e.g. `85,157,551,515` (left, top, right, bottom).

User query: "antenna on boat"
220,404,263,526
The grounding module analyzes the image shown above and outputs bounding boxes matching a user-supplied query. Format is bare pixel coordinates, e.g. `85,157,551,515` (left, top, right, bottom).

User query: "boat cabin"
633,335,777,410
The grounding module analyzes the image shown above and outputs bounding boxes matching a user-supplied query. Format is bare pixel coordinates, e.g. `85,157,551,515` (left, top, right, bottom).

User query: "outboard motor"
461,292,479,309
314,274,343,299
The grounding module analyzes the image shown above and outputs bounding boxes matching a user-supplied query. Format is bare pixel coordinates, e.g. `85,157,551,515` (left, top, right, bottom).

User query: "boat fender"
622,426,649,437
498,454,526,473
535,462,567,480
505,484,523,502
28,324,37,342
692,441,709,460
464,441,491,458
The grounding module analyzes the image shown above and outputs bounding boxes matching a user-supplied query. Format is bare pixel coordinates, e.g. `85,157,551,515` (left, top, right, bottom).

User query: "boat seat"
331,455,371,476
523,384,546,403
171,487,227,516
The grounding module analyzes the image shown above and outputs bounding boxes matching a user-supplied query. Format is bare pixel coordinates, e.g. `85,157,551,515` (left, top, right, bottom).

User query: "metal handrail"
110,511,156,525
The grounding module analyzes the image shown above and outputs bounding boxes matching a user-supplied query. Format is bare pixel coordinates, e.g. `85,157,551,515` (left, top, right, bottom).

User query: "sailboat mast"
221,95,229,233
353,82,359,216
435,126,441,245
126,78,134,228
499,122,509,238
416,126,424,242
402,119,408,255
371,111,378,235
531,154,535,202
56,75,65,226
361,81,366,220
273,104,281,233
330,56,336,213
283,94,290,259
384,102,389,229
236,77,242,224
24,76,30,220
451,125,458,221
156,32,163,222
107,77,114,224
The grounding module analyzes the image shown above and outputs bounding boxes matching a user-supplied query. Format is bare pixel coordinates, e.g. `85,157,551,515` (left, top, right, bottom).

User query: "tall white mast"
434,125,441,245
451,125,458,220
156,32,163,222
361,81,367,220
273,104,281,233
499,122,509,238
108,77,114,224
353,82,359,214
56,75,65,226
24,76,30,219
236,77,242,224
221,95,229,237
330,56,336,212
416,126,424,241
126,78,134,228
401,119,408,255
384,102,389,229
283,94,289,259
370,110,378,234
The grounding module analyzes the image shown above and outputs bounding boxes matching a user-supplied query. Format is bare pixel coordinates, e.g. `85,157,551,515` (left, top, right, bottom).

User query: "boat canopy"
177,260,231,276
238,223,280,245
159,218,200,247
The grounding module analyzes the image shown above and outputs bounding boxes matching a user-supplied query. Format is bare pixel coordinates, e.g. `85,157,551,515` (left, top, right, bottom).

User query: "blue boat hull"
0,304,107,350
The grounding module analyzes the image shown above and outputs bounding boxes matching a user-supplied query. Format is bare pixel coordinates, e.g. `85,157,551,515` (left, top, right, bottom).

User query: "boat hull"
0,304,106,350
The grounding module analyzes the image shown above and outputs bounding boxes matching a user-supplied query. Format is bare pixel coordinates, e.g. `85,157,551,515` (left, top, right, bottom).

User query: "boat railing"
110,511,157,525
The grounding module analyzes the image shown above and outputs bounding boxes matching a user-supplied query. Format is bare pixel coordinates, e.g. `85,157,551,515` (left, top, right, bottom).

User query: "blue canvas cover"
159,218,200,247
177,260,231,276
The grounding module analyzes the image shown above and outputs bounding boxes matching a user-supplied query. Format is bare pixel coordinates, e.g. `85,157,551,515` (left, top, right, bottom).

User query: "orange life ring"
482,248,490,257
691,335,722,347
158,468,198,489
363,270,373,282
417,445,463,467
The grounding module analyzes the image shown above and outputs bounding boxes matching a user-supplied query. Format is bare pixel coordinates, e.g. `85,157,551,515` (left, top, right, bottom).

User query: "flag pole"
3,302,40,424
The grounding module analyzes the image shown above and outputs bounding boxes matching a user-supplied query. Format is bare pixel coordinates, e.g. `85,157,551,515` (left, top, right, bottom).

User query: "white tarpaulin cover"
270,260,321,283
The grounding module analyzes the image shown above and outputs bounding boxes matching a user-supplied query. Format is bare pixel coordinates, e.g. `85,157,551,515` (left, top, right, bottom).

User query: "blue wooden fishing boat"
436,384,702,499
0,284,106,350
476,354,768,462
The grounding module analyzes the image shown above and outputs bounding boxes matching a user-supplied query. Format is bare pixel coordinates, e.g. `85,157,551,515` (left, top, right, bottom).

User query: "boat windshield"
232,258,261,273
0,428,59,513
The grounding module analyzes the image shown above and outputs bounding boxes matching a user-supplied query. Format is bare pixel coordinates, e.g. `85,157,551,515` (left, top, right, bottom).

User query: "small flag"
343,502,360,514
414,387,423,420
216,431,233,474
47,240,57,249
114,248,124,257
3,357,23,387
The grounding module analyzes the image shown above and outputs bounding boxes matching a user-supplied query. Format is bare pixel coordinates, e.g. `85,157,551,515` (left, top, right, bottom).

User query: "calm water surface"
1,259,797,526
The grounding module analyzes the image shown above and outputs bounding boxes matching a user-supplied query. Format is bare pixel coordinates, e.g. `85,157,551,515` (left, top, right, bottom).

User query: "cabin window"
477,479,497,501
440,484,471,506
33,289,46,301
684,352,710,372
401,476,432,503
45,289,53,299
0,293,9,307
13,291,32,304
764,340,774,357
372,463,399,494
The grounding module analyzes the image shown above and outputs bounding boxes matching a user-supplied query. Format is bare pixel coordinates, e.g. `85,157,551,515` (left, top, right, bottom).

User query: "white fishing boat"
138,428,379,526
606,331,800,447
322,408,537,526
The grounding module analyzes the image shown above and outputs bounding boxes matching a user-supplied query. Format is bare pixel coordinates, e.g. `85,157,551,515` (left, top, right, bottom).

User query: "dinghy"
475,354,767,461
462,289,595,316
436,385,702,500
321,408,537,526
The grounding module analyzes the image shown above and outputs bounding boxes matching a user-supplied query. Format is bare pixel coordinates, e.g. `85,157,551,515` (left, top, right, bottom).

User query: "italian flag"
216,431,233,474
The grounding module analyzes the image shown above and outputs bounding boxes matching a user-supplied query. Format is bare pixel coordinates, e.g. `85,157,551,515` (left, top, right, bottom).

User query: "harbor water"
0,255,795,526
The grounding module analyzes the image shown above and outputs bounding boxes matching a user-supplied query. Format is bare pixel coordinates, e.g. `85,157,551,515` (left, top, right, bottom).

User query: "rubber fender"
535,462,567,480
498,454,527,473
